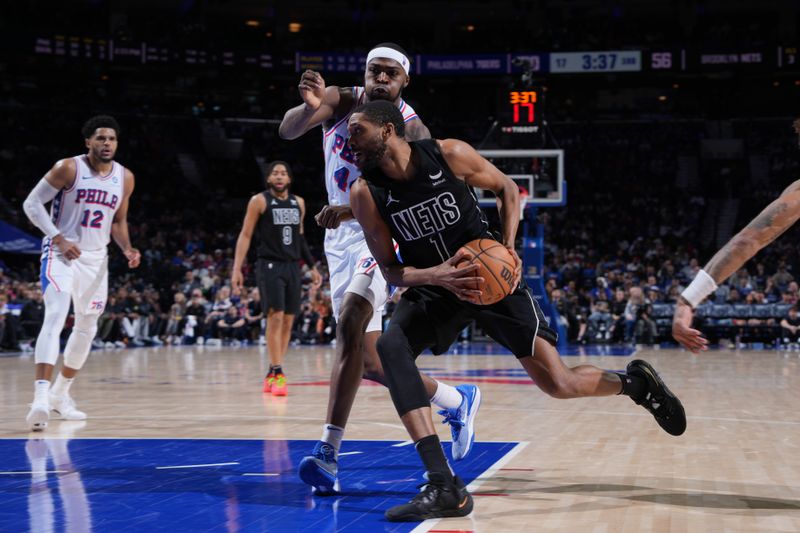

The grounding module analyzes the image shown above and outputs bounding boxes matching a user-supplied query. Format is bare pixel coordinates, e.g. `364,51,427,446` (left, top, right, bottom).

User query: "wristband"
680,269,718,308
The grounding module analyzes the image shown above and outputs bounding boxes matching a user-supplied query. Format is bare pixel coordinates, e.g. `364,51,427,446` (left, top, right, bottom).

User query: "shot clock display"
498,89,542,135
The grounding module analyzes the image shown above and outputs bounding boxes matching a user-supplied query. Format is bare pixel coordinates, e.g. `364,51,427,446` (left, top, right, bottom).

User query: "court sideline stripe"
155,462,239,470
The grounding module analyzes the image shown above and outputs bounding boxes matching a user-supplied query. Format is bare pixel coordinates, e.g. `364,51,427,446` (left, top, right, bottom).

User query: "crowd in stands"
0,253,331,352
537,119,800,346
2,89,799,352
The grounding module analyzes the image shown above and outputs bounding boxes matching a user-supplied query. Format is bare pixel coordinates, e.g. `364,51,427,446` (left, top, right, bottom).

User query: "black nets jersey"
364,139,490,269
256,192,302,261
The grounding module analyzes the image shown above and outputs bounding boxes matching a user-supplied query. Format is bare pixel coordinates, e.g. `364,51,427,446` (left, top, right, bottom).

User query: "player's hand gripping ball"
456,238,516,305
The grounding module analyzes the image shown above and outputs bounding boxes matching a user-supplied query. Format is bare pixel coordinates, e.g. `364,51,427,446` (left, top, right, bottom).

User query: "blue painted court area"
0,438,515,532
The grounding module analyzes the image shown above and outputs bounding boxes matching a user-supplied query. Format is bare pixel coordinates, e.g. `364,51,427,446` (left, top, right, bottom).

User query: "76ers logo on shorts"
90,300,105,311
358,257,377,275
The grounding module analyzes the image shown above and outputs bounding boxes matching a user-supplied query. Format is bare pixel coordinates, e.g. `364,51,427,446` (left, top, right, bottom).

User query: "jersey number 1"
429,234,450,262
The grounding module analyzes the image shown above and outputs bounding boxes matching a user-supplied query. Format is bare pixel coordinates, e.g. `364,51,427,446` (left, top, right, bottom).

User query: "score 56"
651,52,673,69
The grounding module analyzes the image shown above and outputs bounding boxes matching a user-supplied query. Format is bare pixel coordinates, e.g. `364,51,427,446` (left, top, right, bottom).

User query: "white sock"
51,374,74,397
34,380,51,402
430,381,462,410
321,424,344,458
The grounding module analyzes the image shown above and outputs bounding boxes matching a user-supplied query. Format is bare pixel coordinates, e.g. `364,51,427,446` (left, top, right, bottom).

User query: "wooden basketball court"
2,344,799,531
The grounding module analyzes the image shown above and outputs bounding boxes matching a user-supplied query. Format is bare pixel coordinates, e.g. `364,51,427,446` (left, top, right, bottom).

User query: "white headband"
366,47,410,75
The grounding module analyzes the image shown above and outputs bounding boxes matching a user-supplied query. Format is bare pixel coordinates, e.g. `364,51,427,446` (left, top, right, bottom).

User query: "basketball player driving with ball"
348,100,688,522
281,42,479,495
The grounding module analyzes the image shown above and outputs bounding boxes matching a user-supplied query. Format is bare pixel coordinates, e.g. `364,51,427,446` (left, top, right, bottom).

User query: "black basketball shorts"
256,259,301,315
387,283,558,358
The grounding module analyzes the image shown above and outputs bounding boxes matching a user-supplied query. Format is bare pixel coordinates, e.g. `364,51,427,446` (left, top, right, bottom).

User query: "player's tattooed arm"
704,184,800,284
404,118,431,141
279,74,350,139
111,169,141,268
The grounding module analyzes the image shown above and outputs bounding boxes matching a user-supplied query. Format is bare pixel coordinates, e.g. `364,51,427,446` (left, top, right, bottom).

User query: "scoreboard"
29,35,800,76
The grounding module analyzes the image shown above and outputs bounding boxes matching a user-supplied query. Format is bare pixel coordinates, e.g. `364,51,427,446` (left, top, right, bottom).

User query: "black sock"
271,365,283,375
618,373,647,400
415,435,453,483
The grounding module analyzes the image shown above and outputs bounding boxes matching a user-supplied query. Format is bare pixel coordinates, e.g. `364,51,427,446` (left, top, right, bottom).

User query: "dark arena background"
1,1,800,531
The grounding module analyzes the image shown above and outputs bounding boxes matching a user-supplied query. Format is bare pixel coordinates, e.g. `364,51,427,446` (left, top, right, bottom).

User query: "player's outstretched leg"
625,359,686,436
520,337,686,436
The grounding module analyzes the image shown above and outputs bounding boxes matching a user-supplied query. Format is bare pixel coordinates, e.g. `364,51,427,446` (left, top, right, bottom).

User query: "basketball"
456,238,517,305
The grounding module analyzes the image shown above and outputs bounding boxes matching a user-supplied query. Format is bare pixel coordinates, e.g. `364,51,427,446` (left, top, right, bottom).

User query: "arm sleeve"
299,234,315,266
22,179,61,239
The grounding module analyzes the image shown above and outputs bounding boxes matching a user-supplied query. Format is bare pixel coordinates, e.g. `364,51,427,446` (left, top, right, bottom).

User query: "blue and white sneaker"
298,441,339,495
438,384,481,461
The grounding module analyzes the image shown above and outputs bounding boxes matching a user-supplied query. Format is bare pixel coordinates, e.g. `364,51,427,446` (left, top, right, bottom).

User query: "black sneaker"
626,359,686,436
385,473,473,522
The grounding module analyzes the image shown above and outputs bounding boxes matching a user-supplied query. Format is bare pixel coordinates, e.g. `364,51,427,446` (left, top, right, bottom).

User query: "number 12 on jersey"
80,209,104,229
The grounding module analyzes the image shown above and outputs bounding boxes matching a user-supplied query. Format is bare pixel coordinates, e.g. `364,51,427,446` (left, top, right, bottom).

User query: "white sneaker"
105,342,116,349
49,394,87,421
92,339,105,349
114,341,126,349
150,336,164,346
26,400,50,431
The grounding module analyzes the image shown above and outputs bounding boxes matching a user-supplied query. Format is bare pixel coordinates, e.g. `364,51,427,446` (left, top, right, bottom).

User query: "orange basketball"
456,238,517,305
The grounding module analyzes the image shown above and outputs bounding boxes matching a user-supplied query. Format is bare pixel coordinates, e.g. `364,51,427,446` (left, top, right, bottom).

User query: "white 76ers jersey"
47,154,125,252
322,87,419,248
